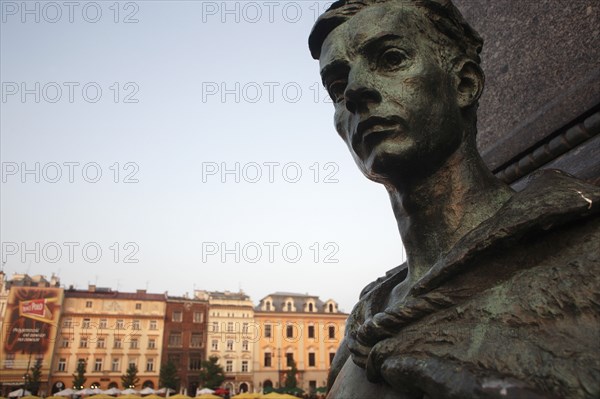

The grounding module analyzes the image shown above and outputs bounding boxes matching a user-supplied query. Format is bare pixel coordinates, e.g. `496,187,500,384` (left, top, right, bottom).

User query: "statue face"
319,3,465,183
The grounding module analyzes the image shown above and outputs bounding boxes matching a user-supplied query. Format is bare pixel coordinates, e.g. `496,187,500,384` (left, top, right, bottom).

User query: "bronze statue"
309,1,600,397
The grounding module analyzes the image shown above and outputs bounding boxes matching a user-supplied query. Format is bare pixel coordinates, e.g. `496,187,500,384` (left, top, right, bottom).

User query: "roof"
65,288,166,301
255,292,339,313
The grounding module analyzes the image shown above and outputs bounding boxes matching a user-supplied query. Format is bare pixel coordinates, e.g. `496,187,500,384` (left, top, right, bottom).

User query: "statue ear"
454,59,484,108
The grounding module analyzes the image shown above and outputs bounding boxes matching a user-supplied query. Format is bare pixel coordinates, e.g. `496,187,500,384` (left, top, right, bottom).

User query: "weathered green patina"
309,1,600,397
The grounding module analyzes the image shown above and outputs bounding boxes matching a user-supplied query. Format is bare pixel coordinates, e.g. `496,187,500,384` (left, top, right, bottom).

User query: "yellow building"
49,286,166,393
252,292,347,394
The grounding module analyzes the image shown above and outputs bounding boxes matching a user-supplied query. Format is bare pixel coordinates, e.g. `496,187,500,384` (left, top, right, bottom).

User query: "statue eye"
327,79,347,103
378,48,407,70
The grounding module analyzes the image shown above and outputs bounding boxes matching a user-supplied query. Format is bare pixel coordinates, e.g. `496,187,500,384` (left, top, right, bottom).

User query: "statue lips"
353,115,407,155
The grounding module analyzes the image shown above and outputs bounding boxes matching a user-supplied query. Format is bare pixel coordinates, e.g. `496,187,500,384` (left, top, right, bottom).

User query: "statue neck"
387,144,514,284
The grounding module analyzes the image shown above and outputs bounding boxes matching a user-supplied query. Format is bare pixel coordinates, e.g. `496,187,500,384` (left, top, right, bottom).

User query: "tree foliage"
121,363,140,389
284,358,298,389
72,360,87,389
159,360,180,391
198,356,225,389
25,359,43,395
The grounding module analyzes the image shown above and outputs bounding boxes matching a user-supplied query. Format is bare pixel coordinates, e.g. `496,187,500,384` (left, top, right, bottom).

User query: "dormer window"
286,302,292,311
308,303,314,312
329,303,334,312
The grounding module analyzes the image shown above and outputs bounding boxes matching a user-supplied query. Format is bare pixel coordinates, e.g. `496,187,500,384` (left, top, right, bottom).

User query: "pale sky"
0,0,406,313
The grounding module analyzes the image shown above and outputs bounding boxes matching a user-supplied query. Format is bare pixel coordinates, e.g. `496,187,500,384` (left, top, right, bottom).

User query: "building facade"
161,296,208,395
198,290,254,394
252,292,347,393
49,286,166,393
0,273,63,397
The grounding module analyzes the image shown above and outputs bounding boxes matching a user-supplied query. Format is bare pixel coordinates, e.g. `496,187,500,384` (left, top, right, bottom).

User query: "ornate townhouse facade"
197,290,255,394
252,292,347,393
49,286,167,393
161,295,208,395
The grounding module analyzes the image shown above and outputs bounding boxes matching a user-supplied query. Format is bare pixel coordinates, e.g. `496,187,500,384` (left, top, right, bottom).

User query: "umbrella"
101,388,121,396
75,389,96,396
166,395,190,399
8,390,31,398
195,389,214,395
139,388,155,396
195,395,221,399
90,395,114,399
155,389,175,396
20,396,41,399
120,390,139,395
55,389,76,397
119,395,142,399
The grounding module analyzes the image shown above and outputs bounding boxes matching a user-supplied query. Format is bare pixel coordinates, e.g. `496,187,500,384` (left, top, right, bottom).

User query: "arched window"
142,380,154,389
308,303,314,312
263,380,273,389
286,302,292,311
239,383,248,393
329,303,334,312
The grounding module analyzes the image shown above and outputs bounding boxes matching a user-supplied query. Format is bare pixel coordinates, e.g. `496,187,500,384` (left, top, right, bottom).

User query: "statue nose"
344,84,382,114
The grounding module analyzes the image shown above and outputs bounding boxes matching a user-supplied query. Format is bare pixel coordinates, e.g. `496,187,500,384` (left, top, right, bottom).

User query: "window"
148,339,156,349
286,353,294,367
128,359,137,369
190,333,202,348
328,326,336,339
146,358,154,372
264,324,272,338
227,322,234,332
286,302,292,311
286,325,294,338
149,320,157,330
172,311,182,322
99,319,107,329
226,360,233,372
116,319,124,329
130,338,139,349
266,301,271,311
135,303,142,310
86,301,92,308
114,338,122,349
80,337,88,348
329,352,335,365
63,318,72,328
211,340,218,351
94,358,103,372
242,323,249,334
189,358,202,370
97,338,105,348
57,358,66,372
61,337,70,348
168,333,182,347
308,303,314,312
264,352,272,367
242,340,249,351
82,318,91,328
308,353,316,367
111,358,120,372
212,322,219,332
329,303,334,312
241,361,248,372
193,312,203,323
226,340,234,351
308,325,315,339
132,320,140,330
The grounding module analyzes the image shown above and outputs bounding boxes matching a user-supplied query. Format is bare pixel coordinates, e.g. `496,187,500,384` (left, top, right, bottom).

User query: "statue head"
309,0,485,185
